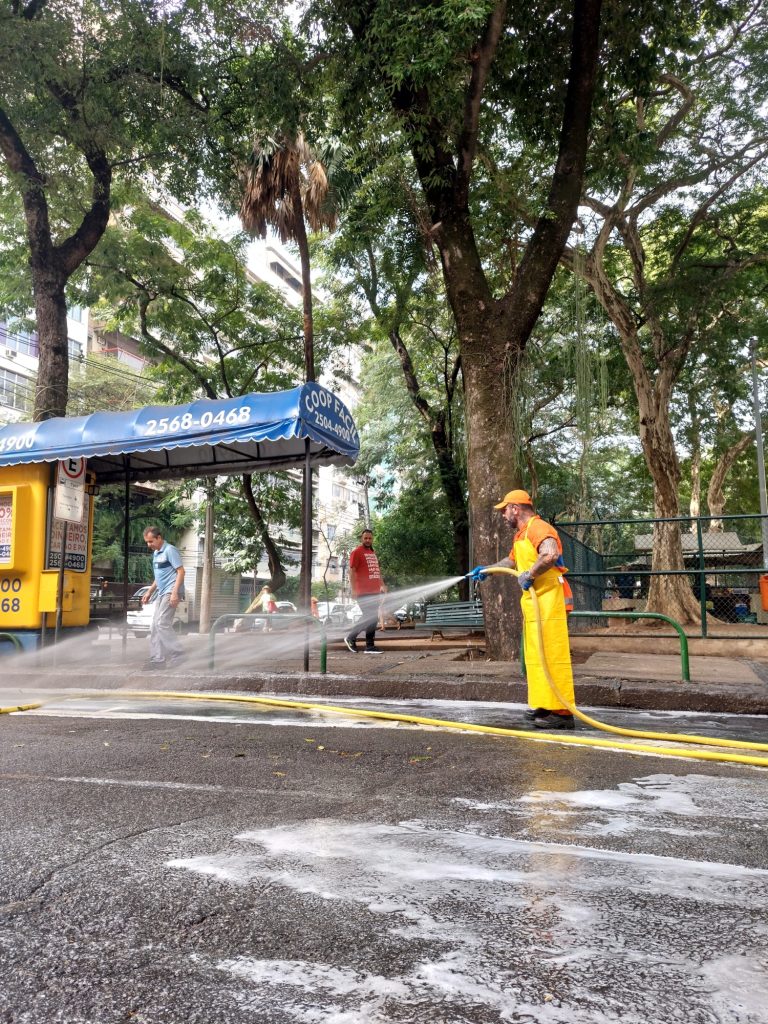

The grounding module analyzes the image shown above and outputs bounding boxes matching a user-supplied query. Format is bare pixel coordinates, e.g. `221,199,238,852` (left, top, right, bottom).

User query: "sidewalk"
4,630,768,715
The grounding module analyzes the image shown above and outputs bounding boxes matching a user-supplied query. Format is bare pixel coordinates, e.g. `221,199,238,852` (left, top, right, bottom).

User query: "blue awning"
0,383,359,483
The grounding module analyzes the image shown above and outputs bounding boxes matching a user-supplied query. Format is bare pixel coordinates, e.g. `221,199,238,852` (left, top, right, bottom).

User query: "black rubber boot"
522,707,549,722
533,713,575,730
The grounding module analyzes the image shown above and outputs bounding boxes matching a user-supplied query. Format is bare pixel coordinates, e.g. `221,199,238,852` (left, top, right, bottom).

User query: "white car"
316,601,362,626
126,586,189,637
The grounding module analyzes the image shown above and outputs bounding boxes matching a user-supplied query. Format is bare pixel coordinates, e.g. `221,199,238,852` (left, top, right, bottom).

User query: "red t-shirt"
349,544,383,597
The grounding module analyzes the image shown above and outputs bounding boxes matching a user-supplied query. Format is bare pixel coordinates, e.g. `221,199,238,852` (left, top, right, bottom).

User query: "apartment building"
0,307,88,420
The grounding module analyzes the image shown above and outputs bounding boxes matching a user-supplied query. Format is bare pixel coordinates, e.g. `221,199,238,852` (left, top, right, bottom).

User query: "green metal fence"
556,525,605,629
553,512,768,639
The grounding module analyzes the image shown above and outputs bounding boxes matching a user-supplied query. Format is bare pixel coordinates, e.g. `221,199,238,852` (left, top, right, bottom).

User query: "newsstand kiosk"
0,383,360,663
0,460,94,651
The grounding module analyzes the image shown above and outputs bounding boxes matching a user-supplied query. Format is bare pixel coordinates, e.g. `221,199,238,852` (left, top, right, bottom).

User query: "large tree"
307,0,605,657
564,4,768,621
0,0,245,420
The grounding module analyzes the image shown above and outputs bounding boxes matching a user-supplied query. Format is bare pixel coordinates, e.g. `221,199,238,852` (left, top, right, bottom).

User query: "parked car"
316,601,362,626
126,586,189,637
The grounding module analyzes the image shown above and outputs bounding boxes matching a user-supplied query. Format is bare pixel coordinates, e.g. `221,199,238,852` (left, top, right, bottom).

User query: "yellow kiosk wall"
0,463,93,631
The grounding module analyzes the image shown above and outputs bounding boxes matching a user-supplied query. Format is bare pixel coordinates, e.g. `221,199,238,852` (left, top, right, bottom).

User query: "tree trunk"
242,475,287,591
291,184,315,384
579,253,700,623
707,432,754,529
687,390,701,525
32,273,69,420
433,437,470,599
462,322,523,659
0,109,112,420
386,326,469,596
635,382,701,624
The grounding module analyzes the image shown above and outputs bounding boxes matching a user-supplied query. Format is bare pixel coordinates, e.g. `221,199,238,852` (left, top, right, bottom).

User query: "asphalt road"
1,696,767,1024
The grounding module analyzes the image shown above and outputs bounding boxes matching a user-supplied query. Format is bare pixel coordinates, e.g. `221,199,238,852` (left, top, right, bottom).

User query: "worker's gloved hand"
469,565,488,583
517,570,534,591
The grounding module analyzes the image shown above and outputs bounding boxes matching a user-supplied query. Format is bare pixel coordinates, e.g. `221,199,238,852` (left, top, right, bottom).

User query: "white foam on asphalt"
168,810,768,1023
454,773,768,843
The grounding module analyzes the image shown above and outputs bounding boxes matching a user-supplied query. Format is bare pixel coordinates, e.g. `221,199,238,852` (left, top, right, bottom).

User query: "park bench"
425,601,485,638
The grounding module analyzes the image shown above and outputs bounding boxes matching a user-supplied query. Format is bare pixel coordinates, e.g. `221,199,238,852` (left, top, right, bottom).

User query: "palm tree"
240,133,338,382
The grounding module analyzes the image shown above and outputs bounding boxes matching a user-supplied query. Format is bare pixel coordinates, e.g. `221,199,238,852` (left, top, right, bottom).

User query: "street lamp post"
750,336,768,570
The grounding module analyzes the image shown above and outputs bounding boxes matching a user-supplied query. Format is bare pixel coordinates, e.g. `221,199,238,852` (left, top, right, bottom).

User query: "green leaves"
88,191,303,403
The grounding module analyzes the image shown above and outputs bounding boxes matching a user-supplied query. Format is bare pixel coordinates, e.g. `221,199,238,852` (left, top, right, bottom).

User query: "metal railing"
569,610,690,681
520,610,690,682
208,613,327,673
553,512,768,639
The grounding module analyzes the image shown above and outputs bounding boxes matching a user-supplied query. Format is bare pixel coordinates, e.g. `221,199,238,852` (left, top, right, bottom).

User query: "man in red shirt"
344,528,387,654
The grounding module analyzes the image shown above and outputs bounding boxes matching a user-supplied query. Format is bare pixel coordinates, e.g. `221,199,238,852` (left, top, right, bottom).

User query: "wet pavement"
0,694,767,1023
4,624,768,715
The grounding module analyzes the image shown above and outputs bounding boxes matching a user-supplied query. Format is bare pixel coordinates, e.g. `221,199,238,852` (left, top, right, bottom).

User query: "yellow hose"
1,702,44,714
484,565,768,754
2,689,766,766
0,687,766,767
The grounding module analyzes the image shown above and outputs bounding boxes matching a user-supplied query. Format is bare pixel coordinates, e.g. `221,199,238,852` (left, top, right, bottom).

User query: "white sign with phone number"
47,500,90,573
0,494,11,564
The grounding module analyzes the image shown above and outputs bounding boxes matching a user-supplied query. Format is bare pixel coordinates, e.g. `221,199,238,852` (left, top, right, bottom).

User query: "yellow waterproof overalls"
513,519,575,711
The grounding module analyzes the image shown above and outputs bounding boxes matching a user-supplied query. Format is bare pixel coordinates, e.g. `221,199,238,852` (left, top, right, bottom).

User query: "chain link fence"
555,513,768,638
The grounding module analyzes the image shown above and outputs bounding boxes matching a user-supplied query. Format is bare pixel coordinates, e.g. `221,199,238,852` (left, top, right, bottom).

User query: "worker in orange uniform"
470,489,575,729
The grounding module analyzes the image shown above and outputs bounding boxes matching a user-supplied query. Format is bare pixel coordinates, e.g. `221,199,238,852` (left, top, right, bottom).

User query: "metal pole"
302,440,312,672
751,336,768,570
122,461,130,660
696,517,708,638
570,610,690,681
54,521,68,646
198,480,215,633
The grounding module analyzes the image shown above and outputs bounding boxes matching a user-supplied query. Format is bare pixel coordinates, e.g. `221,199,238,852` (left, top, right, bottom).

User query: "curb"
11,668,764,715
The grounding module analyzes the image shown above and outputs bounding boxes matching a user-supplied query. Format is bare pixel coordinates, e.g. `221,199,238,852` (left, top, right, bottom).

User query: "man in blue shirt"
142,526,186,669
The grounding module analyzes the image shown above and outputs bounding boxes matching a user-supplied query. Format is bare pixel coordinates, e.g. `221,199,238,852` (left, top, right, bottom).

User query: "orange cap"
494,488,532,509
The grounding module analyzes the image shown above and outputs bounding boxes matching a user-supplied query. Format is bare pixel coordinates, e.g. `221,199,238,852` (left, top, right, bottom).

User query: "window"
68,305,84,323
0,322,38,357
327,525,337,541
68,338,83,362
0,367,32,412
269,261,302,294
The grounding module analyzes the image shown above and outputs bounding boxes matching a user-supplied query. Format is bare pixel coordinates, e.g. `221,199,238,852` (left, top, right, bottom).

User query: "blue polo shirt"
152,541,184,597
